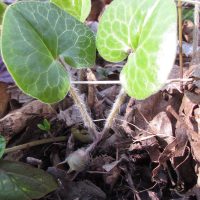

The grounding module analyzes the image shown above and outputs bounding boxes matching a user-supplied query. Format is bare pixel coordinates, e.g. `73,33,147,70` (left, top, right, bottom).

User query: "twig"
178,0,184,90
192,2,200,64
4,136,67,154
122,98,135,136
71,80,121,85
71,78,194,85
115,118,176,142
175,146,190,170
166,78,194,83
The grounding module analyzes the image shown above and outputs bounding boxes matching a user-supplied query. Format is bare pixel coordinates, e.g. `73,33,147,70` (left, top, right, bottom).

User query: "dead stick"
178,0,183,91
4,136,67,154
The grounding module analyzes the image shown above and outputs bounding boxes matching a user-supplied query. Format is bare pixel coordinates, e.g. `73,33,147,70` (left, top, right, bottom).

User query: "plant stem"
69,84,97,137
58,57,97,138
102,88,127,136
82,88,127,156
4,136,67,154
178,0,183,90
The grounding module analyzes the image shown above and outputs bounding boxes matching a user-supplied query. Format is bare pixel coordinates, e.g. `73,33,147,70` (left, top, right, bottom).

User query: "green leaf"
0,160,58,200
183,8,193,21
1,2,96,103
37,119,51,131
0,135,6,159
43,119,51,130
0,2,6,24
51,0,91,22
37,123,47,131
96,0,177,99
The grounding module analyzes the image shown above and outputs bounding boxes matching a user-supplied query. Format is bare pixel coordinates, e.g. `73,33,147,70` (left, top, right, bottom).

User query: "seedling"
37,118,51,132
0,1,95,198
0,0,178,197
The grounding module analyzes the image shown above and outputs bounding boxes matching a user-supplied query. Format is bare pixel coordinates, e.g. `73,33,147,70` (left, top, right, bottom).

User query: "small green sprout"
0,135,6,159
37,118,51,132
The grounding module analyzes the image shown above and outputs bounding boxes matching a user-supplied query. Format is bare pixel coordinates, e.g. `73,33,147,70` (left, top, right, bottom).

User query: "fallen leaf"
57,104,83,127
152,139,177,178
0,82,10,118
58,180,106,200
149,111,174,145
194,107,200,132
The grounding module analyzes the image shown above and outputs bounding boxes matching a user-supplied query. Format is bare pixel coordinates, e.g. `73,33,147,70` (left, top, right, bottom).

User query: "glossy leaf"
0,135,6,159
96,0,177,99
0,160,58,200
1,2,96,103
51,0,91,22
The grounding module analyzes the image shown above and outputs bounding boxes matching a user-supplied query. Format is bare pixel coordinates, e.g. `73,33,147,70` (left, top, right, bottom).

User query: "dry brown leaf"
149,112,174,145
87,69,98,109
57,103,83,127
0,82,10,118
58,180,106,200
152,139,177,178
194,107,200,132
103,166,121,189
182,20,194,43
0,100,55,141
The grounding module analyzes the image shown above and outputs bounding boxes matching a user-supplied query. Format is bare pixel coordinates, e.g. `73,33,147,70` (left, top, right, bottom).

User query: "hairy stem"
58,57,97,138
86,88,127,154
103,88,127,135
69,84,97,137
4,136,67,154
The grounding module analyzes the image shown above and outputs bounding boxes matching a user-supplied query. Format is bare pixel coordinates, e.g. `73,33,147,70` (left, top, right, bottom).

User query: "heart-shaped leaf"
0,135,6,159
51,0,91,22
1,2,96,103
0,160,58,200
96,0,177,99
